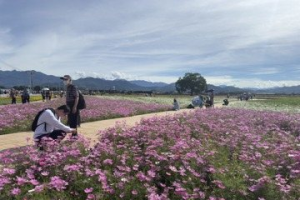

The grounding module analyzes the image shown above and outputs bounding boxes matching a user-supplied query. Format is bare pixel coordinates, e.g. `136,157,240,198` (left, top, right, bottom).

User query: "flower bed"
0,96,171,134
80,96,172,121
0,108,299,199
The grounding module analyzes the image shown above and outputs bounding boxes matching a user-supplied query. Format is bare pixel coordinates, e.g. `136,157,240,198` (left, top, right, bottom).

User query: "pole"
29,70,34,92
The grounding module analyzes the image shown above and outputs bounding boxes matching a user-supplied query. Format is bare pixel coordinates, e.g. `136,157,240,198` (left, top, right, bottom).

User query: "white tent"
192,96,204,106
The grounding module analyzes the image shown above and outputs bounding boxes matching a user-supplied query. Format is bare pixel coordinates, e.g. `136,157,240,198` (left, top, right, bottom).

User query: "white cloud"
0,28,14,55
251,68,279,75
206,75,300,89
110,71,134,80
74,71,86,78
0,0,300,88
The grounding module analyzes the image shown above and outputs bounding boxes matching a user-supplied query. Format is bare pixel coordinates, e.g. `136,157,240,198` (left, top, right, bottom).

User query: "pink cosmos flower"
148,192,163,200
87,194,96,200
41,171,49,176
34,185,44,193
16,177,27,186
49,176,68,191
84,187,94,194
169,166,177,172
212,180,226,189
132,190,138,195
136,171,148,182
30,179,39,186
147,169,156,178
3,168,15,175
63,164,81,172
11,188,21,195
103,159,113,165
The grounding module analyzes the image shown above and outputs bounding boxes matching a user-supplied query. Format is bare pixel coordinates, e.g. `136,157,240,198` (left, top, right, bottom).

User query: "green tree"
175,73,207,95
33,86,41,92
13,85,26,90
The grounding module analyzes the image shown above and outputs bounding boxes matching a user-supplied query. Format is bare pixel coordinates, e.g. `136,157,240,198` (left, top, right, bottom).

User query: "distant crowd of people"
8,88,31,104
3,88,67,104
238,93,254,101
173,90,216,111
172,91,255,111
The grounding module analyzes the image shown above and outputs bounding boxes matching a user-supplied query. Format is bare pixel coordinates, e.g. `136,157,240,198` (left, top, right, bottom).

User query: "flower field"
0,108,299,199
98,94,224,108
0,96,171,134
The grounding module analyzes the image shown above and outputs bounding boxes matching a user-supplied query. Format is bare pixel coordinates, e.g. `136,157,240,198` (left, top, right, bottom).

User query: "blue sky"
0,0,299,88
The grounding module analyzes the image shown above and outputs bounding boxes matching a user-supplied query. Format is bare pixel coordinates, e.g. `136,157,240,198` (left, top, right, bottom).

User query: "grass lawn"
0,95,43,105
228,95,300,113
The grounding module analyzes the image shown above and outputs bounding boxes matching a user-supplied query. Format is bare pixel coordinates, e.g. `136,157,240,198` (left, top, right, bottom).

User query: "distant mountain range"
1,70,300,94
0,70,173,92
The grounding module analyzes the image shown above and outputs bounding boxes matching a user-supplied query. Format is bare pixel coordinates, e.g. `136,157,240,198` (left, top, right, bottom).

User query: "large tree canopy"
175,73,207,95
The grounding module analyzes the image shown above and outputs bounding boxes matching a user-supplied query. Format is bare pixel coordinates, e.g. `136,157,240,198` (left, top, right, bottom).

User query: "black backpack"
77,92,86,110
31,108,55,131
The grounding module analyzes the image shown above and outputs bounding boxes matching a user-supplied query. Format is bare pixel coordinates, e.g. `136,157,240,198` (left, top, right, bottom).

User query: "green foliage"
175,73,207,95
33,85,41,91
0,95,43,105
13,85,27,90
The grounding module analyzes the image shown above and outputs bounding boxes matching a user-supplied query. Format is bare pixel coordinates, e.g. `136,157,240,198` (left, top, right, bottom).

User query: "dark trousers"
67,102,80,129
22,96,30,104
36,130,66,141
11,97,16,104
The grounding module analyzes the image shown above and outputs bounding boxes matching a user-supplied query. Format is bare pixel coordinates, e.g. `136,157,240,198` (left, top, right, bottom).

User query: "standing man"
60,75,79,136
21,88,30,103
10,88,17,104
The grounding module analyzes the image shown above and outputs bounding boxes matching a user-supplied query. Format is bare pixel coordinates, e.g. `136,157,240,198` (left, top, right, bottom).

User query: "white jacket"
33,109,72,139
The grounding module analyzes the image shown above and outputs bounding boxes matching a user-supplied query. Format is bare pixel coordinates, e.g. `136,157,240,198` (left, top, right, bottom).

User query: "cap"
60,75,72,80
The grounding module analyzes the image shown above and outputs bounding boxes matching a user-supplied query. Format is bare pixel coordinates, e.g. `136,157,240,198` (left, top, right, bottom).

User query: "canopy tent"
192,96,203,106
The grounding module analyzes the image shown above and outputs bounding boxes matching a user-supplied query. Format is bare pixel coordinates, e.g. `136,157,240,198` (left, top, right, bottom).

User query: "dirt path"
0,102,230,151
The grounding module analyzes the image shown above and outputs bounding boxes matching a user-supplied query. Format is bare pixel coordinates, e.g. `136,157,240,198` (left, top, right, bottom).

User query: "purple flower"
11,188,21,196
16,177,27,186
212,180,226,189
3,168,15,175
84,187,94,194
87,193,96,199
30,179,39,186
148,192,163,200
41,171,49,176
34,185,44,193
49,176,68,191
132,190,138,195
147,169,156,178
103,159,113,165
63,164,82,172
